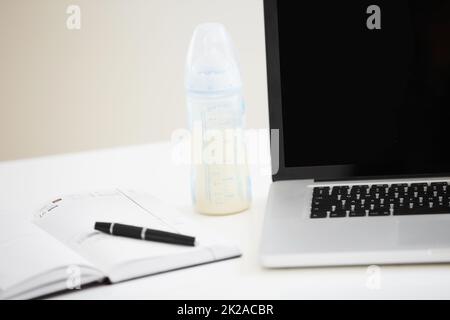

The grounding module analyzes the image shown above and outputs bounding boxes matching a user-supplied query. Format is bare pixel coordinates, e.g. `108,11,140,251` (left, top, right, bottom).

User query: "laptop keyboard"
311,182,450,218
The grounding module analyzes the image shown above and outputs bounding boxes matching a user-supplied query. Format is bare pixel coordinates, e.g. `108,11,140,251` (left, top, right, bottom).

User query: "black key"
431,182,448,192
311,211,328,218
331,187,345,195
351,184,367,189
409,185,422,194
431,182,448,186
330,210,347,218
313,187,330,196
311,203,328,215
369,210,390,217
392,204,450,216
391,208,412,215
349,206,366,217
349,212,366,217
411,183,429,187
394,201,408,209
313,196,328,203
391,183,408,188
314,199,334,208
337,193,353,200
431,183,448,193
387,197,396,205
431,206,450,215
393,207,410,216
407,205,424,215
371,184,388,188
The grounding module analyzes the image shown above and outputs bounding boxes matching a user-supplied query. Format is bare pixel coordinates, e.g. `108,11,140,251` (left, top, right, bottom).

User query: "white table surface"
2,142,450,299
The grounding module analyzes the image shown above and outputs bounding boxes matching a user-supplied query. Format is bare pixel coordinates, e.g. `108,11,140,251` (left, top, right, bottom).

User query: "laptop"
260,0,450,267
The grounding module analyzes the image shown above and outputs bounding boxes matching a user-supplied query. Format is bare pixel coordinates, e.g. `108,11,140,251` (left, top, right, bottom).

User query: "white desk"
2,142,450,299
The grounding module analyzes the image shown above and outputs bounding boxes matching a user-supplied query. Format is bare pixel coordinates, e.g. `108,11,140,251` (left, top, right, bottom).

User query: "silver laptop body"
260,0,450,267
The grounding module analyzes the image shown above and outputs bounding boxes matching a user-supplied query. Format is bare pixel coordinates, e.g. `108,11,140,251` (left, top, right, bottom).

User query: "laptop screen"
271,0,450,179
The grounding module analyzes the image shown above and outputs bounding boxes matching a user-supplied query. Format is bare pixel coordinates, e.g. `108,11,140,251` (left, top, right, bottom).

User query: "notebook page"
34,190,217,277
0,215,99,298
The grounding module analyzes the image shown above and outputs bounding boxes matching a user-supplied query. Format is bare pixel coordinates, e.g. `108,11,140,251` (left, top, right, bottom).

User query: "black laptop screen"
277,0,450,178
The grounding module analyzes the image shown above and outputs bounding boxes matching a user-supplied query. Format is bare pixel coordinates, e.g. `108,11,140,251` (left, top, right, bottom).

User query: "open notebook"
0,190,241,300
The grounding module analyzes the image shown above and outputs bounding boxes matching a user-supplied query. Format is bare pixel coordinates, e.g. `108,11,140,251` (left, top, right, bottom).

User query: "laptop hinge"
315,174,450,183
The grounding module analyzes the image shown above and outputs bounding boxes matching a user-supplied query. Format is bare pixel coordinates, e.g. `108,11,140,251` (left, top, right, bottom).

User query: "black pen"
94,222,196,246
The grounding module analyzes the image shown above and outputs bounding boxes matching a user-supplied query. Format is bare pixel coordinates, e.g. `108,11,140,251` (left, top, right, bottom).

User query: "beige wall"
0,0,268,161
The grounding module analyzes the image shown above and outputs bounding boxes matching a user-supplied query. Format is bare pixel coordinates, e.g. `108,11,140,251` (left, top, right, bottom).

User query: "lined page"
34,190,218,277
0,215,98,297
